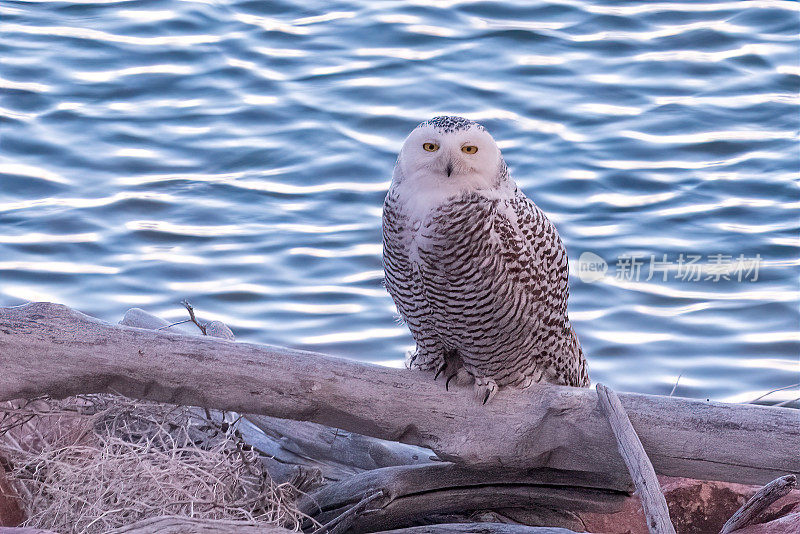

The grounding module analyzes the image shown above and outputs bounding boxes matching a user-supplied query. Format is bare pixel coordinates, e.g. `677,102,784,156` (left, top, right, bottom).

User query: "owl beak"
445,160,453,177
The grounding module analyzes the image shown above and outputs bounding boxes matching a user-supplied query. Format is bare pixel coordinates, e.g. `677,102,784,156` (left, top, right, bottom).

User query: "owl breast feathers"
382,116,589,403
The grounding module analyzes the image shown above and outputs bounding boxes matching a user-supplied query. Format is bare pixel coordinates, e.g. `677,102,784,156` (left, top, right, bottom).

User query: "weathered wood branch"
597,384,675,534
0,527,586,534
103,516,294,534
312,490,384,534
297,463,629,533
242,415,435,482
1,302,798,487
720,474,797,534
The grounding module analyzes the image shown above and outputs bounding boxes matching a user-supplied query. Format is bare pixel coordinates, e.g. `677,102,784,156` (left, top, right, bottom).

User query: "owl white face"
393,117,505,195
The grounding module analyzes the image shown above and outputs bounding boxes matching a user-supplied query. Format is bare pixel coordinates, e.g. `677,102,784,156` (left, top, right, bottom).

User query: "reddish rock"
579,476,800,534
0,465,24,527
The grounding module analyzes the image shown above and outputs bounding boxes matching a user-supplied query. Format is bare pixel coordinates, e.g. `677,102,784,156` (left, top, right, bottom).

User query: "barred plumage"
382,116,589,402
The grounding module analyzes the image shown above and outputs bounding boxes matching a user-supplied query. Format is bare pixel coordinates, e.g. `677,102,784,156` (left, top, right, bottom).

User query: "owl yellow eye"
461,145,478,154
422,142,439,152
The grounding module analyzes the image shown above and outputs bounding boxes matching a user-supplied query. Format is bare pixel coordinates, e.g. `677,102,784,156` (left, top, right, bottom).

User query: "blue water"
1,0,798,404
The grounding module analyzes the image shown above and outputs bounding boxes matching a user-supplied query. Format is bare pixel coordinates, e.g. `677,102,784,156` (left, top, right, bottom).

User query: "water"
1,0,798,404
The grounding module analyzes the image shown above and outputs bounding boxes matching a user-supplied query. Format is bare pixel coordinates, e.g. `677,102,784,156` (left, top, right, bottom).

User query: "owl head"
392,116,509,196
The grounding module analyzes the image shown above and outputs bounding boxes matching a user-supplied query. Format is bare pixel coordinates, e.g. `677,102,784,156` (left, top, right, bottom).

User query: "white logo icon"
577,252,608,283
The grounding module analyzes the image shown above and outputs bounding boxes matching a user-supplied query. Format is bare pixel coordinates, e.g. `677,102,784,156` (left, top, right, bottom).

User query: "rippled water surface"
2,0,798,403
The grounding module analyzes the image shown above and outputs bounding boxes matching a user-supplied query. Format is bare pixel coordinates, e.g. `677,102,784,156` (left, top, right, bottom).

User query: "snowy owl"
382,116,589,403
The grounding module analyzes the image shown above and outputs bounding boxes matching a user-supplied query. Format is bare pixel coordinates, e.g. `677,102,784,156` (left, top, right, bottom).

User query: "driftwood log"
104,516,294,534
1,302,798,493
719,474,798,534
297,463,629,532
242,415,435,483
596,384,676,534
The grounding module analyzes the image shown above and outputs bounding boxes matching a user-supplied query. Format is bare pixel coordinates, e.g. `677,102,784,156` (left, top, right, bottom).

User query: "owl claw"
404,350,417,369
474,377,498,405
445,373,456,391
433,365,445,381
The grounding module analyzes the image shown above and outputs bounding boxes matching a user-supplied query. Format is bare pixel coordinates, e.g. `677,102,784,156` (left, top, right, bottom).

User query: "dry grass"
0,395,304,533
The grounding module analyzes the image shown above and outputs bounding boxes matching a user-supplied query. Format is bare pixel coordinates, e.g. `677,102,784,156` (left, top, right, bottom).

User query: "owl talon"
474,377,498,405
433,365,445,381
404,350,417,370
445,373,456,391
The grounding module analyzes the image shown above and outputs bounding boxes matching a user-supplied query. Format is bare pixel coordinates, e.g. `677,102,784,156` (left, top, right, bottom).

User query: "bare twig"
669,373,682,397
311,490,383,534
748,383,800,404
158,319,192,331
596,384,676,534
181,300,207,335
719,474,797,534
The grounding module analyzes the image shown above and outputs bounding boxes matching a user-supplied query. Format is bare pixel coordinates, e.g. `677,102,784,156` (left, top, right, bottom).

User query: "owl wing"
511,190,588,385
382,192,448,370
416,189,575,386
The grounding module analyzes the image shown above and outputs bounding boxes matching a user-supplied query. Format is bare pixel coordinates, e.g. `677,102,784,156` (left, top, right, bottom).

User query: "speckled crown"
419,116,485,134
